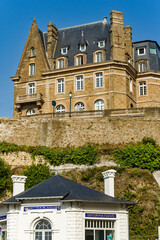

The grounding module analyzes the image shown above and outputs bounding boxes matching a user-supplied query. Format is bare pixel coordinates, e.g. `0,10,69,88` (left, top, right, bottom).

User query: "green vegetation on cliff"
0,137,160,239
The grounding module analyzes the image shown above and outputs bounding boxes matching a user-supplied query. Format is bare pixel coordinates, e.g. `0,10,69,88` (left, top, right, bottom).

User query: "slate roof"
3,175,135,205
46,19,111,67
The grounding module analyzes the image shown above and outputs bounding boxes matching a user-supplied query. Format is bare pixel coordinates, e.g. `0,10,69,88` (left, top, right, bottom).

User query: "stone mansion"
11,10,160,117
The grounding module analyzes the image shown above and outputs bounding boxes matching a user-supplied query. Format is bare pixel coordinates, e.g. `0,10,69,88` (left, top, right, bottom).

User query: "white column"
102,169,116,197
11,175,27,196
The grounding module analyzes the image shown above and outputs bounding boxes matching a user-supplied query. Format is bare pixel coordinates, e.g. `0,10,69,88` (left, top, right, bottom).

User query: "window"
150,48,156,54
138,62,146,72
28,83,35,94
29,64,35,75
96,52,103,62
130,79,133,92
76,76,83,90
27,109,35,115
80,44,86,52
85,219,115,240
75,102,85,111
35,219,52,240
95,73,103,88
98,41,105,48
138,48,145,55
76,55,83,66
61,48,68,55
31,47,35,56
139,82,147,95
95,100,104,110
56,105,65,113
57,79,64,93
58,59,64,69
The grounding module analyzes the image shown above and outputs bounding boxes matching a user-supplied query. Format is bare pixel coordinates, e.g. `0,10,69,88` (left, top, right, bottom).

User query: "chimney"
102,169,116,197
110,10,125,61
11,175,27,196
47,21,58,69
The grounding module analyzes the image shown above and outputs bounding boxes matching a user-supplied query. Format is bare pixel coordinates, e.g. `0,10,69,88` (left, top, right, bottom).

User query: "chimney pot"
11,175,27,196
102,169,116,197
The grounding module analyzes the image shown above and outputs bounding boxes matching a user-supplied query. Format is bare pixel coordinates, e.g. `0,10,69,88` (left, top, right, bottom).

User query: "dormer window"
61,48,68,55
98,41,105,48
80,44,86,52
138,47,145,55
96,52,103,62
31,47,35,56
58,59,64,69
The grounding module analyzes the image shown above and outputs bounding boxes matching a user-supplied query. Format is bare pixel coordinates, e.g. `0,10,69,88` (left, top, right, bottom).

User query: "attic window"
61,48,68,55
31,47,35,56
80,44,86,52
138,48,145,55
98,41,105,48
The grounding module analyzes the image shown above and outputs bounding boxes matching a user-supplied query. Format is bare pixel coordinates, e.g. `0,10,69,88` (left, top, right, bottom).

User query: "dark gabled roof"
3,175,135,205
53,20,111,67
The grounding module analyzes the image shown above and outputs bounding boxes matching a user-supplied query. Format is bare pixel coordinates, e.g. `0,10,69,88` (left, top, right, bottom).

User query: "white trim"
56,78,65,94
137,47,146,56
98,40,105,48
61,47,68,55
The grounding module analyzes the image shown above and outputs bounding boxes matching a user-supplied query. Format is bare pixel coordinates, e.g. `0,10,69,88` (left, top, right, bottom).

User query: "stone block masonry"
0,115,160,147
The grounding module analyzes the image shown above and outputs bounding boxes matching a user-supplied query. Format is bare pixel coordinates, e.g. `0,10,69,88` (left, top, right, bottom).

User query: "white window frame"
58,59,65,69
76,76,83,91
96,52,103,63
27,109,35,115
138,62,146,72
29,63,35,75
76,55,83,66
137,47,146,56
56,105,65,113
95,99,104,110
98,40,105,48
61,48,68,55
28,83,35,94
85,219,115,240
95,73,103,88
130,79,133,92
57,79,64,93
75,102,85,111
139,82,147,96
34,219,52,240
31,47,35,56
80,44,86,52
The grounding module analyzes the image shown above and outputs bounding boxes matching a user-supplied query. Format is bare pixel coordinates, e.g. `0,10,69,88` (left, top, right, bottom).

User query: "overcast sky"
0,0,160,117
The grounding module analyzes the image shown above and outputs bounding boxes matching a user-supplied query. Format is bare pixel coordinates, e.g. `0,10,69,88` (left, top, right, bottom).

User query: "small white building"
0,170,134,240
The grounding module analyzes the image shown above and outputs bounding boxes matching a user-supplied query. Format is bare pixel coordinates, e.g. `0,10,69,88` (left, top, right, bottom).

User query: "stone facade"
11,10,140,117
0,111,160,148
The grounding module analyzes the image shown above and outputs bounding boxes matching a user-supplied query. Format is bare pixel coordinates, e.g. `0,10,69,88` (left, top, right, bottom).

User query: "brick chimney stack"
110,10,125,61
47,21,58,69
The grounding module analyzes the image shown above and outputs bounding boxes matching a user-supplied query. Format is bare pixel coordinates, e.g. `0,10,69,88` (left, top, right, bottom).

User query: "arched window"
56,105,65,113
95,100,104,110
75,102,85,111
27,109,35,115
31,47,35,56
35,219,52,240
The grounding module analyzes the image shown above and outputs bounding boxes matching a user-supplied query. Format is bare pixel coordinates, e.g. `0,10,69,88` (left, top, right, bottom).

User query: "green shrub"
113,143,160,172
142,137,156,146
0,158,11,194
30,144,98,166
23,164,51,189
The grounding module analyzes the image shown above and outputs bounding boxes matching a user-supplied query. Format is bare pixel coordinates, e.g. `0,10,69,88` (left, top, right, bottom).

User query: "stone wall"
0,113,160,148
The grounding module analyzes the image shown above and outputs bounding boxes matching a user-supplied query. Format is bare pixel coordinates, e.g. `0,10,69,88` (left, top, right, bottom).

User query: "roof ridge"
59,20,107,31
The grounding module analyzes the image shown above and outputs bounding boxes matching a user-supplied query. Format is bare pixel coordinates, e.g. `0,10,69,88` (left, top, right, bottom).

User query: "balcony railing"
25,108,145,118
15,93,43,104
